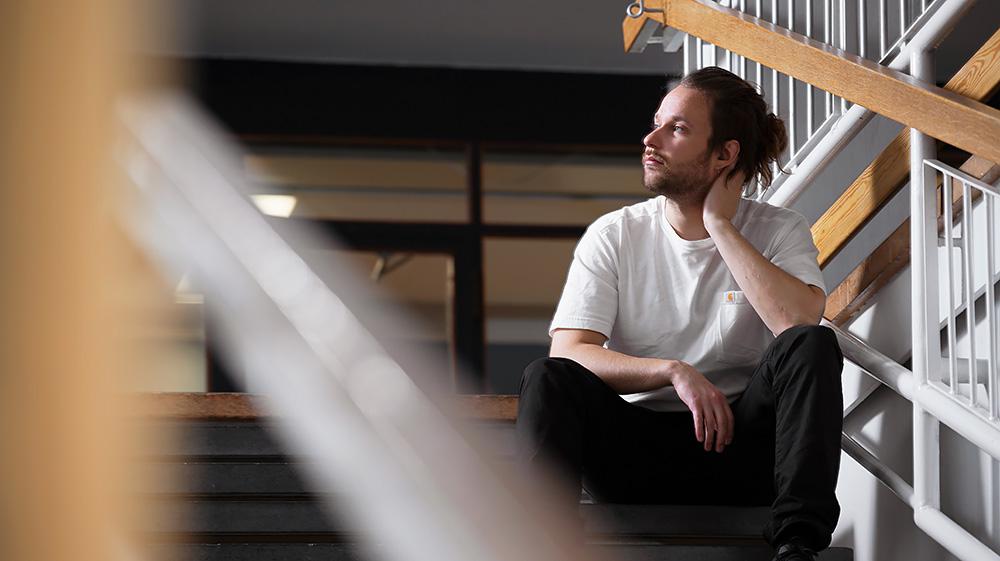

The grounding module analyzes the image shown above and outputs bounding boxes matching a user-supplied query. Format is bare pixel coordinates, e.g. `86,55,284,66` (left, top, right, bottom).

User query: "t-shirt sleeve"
769,212,827,294
548,223,619,339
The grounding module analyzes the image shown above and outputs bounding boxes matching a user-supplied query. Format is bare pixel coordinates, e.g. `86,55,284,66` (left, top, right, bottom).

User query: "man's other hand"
703,164,746,228
668,361,734,453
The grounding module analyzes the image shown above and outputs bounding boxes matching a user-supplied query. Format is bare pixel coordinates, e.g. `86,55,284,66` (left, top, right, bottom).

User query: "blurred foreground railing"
117,93,589,561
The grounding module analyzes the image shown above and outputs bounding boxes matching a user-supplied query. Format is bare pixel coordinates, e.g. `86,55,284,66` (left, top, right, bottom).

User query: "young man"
516,67,844,561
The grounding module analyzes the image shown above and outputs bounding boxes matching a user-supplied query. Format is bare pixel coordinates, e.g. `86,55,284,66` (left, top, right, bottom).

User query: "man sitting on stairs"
517,67,844,561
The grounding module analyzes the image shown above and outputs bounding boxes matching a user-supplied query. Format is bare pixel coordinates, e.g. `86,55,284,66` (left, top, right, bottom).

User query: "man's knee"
771,325,844,383
776,324,841,360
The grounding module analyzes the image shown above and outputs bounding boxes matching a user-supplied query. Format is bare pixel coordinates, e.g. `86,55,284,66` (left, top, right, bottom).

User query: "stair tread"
139,499,772,539
150,543,853,561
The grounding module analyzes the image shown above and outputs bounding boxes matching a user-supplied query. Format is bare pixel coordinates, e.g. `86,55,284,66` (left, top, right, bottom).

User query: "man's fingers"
714,403,731,453
724,402,735,445
692,407,704,443
702,411,716,452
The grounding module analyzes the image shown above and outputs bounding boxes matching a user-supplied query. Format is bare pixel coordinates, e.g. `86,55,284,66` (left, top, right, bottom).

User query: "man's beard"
643,150,713,206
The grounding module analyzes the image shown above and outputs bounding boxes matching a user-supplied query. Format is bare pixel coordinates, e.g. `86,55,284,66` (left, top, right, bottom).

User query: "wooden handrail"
623,12,661,53
622,0,1000,164
131,392,519,422
812,28,1000,268
824,155,1000,325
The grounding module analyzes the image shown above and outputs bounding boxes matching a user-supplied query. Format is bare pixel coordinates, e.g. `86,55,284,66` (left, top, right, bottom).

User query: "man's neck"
663,197,709,241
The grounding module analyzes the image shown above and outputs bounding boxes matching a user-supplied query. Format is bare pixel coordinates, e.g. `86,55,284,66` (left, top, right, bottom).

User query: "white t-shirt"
549,195,825,412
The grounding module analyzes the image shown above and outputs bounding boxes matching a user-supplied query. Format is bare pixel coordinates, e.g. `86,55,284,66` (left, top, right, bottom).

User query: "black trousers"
515,324,844,550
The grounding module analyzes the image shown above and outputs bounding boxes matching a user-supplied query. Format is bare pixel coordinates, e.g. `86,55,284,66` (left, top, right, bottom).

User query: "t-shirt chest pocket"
717,290,764,365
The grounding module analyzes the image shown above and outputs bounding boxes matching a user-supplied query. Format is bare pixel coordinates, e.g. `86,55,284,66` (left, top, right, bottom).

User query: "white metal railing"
827,33,1000,561
910,43,1000,560
627,0,972,204
684,0,940,198
926,158,1000,424
694,0,955,202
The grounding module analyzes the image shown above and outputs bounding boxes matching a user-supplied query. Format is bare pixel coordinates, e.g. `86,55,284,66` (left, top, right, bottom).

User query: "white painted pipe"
915,507,1000,561
915,384,1000,460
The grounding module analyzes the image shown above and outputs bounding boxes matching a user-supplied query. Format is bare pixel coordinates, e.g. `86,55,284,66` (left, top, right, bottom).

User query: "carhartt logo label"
723,291,745,304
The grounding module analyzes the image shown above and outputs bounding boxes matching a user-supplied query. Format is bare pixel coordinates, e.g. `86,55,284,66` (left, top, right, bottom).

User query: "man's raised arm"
702,165,826,336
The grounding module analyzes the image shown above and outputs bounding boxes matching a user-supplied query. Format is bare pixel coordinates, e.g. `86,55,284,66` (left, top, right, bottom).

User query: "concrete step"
139,499,772,542
149,543,854,561
136,416,851,560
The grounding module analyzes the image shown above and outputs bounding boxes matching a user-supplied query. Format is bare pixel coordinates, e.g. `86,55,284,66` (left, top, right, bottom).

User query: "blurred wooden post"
0,1,139,560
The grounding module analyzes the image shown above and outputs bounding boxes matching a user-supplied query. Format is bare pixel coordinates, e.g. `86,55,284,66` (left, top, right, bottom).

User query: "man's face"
642,85,716,204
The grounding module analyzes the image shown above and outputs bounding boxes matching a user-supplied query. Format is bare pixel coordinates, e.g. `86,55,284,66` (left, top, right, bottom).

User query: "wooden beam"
825,156,1000,326
453,394,518,422
812,28,1000,267
129,392,266,420
629,0,1000,163
813,133,909,268
130,392,519,422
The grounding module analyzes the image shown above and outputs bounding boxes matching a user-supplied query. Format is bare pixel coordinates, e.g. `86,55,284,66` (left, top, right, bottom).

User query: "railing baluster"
770,0,778,177
739,0,748,78
696,37,703,69
788,0,796,155
963,180,978,408
899,0,908,37
755,0,763,86
879,0,887,61
945,173,958,393
684,33,693,75
806,0,815,134
825,0,833,117
859,0,868,59
986,194,997,419
772,65,780,177
839,0,848,113
770,63,780,176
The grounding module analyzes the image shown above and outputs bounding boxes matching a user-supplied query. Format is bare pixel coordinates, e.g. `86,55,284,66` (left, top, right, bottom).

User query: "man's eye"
673,125,685,133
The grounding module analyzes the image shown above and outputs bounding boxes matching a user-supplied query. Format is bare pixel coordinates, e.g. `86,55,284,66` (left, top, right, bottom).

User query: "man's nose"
643,125,664,150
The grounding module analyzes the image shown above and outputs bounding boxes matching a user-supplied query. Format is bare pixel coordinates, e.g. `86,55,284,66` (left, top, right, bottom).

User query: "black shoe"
772,541,818,561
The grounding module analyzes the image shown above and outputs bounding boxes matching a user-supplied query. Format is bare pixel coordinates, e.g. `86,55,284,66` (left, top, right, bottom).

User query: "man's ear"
715,139,740,171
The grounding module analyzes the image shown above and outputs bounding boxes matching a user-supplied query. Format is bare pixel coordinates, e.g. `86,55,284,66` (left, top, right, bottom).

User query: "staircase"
136,396,854,561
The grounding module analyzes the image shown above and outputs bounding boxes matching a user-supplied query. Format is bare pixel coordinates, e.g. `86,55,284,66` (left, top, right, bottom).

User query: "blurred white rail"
118,93,585,561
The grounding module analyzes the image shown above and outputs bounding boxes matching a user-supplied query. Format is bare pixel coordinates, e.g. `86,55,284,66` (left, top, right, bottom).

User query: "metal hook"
625,0,663,18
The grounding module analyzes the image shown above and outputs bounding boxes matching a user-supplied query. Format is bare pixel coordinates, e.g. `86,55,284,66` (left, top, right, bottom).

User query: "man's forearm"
706,218,824,335
549,342,675,394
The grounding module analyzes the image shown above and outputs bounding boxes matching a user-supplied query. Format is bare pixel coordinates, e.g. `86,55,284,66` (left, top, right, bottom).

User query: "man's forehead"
656,86,710,123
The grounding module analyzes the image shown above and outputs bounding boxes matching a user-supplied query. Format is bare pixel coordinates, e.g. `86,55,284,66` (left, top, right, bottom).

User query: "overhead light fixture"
251,194,297,218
